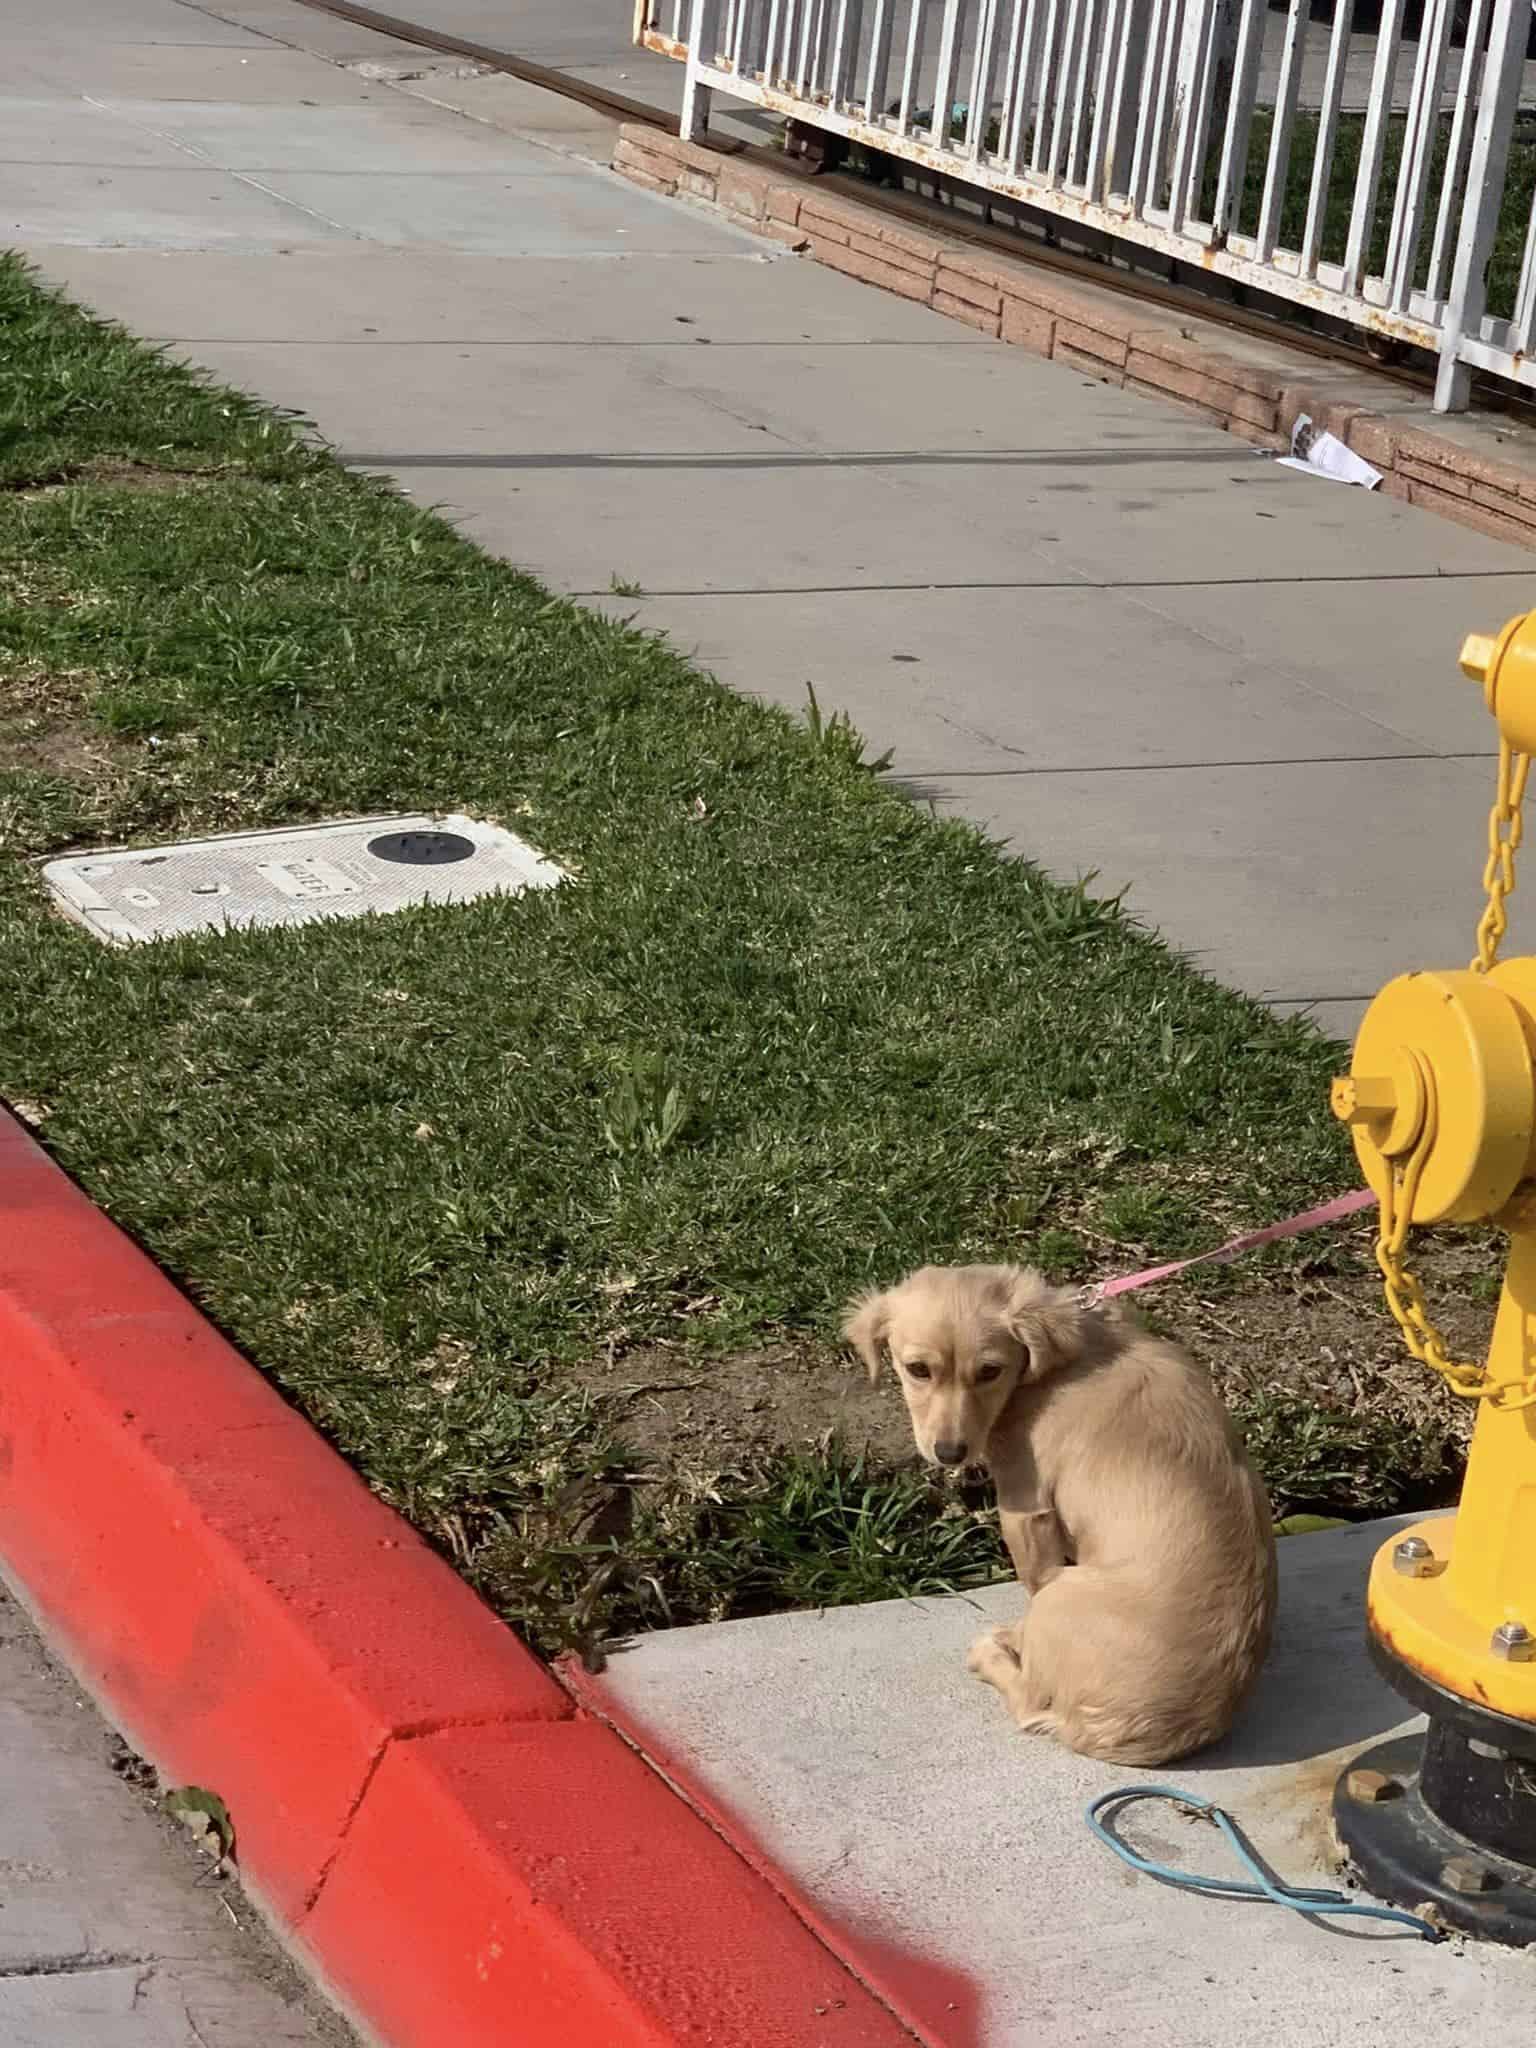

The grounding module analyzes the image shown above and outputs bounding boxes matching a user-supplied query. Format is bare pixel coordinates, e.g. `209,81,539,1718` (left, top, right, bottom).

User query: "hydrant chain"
1365,1051,1536,1409
1474,737,1531,976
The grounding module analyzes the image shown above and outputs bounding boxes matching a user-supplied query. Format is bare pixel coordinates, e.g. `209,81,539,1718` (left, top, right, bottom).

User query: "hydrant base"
1333,1733,1536,1946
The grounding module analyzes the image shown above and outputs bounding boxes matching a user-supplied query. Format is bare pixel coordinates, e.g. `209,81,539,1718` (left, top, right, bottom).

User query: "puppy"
843,1264,1276,1766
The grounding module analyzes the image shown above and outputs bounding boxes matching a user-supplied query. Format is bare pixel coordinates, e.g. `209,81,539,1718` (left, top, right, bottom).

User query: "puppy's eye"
905,1360,932,1380
976,1364,1004,1384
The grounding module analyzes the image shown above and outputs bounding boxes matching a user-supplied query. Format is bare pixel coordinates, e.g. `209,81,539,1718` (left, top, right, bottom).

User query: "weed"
801,681,895,774
601,1053,708,1161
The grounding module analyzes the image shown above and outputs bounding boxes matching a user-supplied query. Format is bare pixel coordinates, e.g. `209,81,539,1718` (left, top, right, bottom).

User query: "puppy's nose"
933,1438,968,1466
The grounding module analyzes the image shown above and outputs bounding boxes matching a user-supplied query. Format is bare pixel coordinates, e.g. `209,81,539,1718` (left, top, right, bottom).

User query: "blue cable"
1085,1784,1440,1939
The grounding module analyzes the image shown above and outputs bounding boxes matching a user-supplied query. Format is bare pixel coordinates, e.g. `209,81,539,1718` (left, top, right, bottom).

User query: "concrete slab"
12,0,266,45
311,0,799,146
894,448,1536,584
377,461,1081,596
0,1579,351,2045
255,165,760,251
25,242,981,344
0,95,197,167
192,0,779,144
910,754,1493,1011
100,96,570,172
585,1518,1530,2048
0,163,356,249
19,244,552,341
189,0,463,66
317,0,643,72
640,337,1249,453
165,337,811,454
13,42,381,98
619,585,1445,772
1138,577,1505,758
487,263,982,344
387,68,626,159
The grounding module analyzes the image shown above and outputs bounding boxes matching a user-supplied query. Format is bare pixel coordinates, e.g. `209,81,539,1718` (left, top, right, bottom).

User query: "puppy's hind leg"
966,1620,1062,1741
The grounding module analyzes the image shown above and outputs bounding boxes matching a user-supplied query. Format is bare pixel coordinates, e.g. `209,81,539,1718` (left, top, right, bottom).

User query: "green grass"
0,255,1449,1658
1228,109,1536,323
1236,1385,1458,1518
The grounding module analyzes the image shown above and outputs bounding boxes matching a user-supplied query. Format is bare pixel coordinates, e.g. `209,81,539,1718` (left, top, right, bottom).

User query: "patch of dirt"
1185,1232,1492,1442
0,561,106,612
0,661,130,779
571,1336,915,1468
105,1732,158,1793
9,459,229,499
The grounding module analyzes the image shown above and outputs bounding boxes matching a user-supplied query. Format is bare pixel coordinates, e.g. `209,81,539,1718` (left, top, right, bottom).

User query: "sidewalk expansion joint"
908,750,1492,777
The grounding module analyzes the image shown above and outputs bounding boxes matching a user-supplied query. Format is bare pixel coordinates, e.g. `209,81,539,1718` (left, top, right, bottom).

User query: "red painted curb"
0,1110,919,2047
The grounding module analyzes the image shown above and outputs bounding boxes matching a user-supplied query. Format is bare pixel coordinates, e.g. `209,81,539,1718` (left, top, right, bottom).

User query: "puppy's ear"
841,1290,891,1383
1002,1267,1083,1380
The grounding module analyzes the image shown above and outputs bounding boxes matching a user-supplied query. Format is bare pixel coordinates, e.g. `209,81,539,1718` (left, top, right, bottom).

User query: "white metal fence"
637,0,1536,410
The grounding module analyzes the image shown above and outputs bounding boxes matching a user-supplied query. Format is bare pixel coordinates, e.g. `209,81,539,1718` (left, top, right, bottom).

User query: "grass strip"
0,254,1464,1658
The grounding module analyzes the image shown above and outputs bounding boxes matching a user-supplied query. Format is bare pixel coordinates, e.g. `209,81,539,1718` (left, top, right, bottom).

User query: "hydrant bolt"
1442,1856,1496,1894
1393,1535,1436,1577
1491,1621,1536,1662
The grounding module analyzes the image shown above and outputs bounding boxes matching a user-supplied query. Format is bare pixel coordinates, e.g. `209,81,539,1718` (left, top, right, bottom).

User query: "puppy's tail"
1007,1683,1213,1764
1052,1698,1229,1768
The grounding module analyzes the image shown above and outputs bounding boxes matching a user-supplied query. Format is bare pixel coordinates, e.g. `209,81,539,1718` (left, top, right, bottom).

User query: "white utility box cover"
42,813,562,945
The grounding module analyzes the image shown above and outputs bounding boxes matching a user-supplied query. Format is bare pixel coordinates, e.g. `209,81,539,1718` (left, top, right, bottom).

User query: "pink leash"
1087,1187,1376,1305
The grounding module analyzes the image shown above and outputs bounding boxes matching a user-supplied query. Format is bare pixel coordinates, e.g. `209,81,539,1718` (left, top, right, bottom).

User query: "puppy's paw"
966,1626,1021,1686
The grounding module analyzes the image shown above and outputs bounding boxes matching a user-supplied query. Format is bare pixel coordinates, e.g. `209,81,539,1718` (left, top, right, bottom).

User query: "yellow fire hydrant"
1331,610,1536,1940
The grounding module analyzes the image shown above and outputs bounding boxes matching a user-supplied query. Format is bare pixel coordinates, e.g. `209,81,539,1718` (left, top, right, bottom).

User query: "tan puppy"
843,1264,1276,1765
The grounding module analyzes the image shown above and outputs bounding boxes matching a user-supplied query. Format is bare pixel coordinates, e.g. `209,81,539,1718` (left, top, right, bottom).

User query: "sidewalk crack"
0,1952,156,1980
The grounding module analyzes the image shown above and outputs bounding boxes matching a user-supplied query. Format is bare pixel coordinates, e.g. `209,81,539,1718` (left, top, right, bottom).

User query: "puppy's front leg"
988,1420,1069,1593
997,1506,1070,1594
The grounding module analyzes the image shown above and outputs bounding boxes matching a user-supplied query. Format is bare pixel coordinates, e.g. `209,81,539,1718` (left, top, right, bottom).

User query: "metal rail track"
288,0,1510,411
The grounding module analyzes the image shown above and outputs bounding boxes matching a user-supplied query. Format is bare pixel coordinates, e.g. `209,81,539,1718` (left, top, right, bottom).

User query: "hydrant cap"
1461,633,1497,685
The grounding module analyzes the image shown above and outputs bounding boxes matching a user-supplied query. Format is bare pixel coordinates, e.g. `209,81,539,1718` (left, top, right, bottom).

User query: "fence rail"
636,0,1536,410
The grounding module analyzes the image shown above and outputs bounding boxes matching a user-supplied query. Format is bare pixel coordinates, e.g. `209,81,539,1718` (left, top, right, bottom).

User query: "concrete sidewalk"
8,0,1535,1037
578,1518,1531,2048
0,1580,351,2048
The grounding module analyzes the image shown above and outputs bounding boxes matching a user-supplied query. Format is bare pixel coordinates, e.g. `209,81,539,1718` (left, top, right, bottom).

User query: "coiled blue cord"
1086,1785,1439,1939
